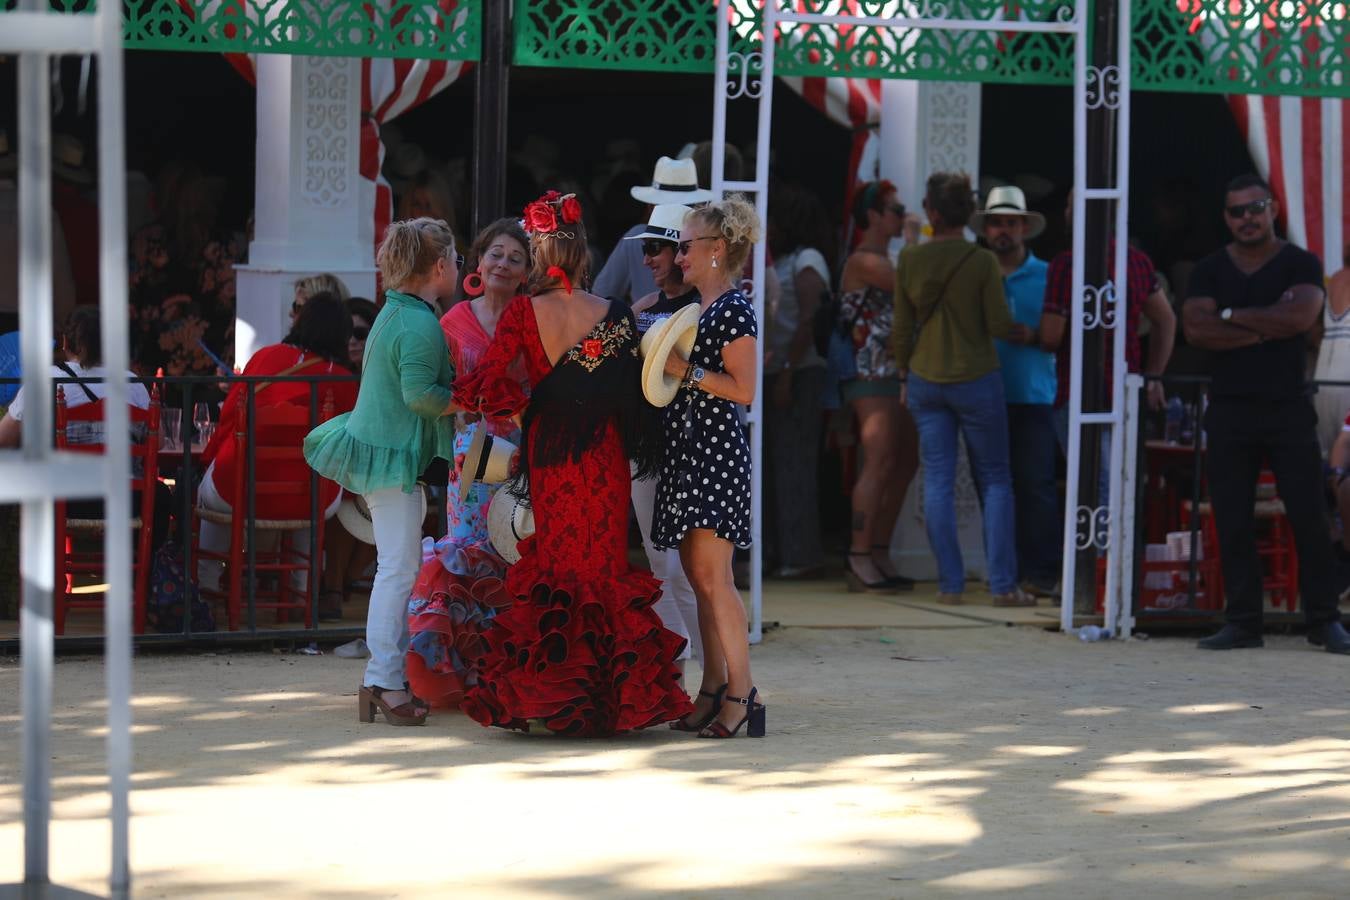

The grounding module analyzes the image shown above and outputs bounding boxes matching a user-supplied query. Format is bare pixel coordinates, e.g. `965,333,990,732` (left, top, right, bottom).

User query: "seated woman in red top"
197,292,359,594
453,190,692,736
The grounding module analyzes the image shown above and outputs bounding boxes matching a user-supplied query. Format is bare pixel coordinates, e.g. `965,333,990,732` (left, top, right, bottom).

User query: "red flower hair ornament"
522,190,582,239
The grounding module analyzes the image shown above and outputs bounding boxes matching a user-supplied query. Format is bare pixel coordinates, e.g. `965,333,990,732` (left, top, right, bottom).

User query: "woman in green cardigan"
306,217,462,726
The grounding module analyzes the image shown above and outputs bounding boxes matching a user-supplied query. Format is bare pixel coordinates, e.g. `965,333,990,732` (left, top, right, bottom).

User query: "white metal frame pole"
17,3,56,878
97,0,135,891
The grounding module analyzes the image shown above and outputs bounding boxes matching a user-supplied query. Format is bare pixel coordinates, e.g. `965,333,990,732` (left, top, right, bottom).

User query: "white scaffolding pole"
2,2,132,896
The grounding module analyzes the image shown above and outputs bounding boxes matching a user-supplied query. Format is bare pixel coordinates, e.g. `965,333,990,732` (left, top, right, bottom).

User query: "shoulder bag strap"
912,246,980,345
253,354,326,395
56,361,99,404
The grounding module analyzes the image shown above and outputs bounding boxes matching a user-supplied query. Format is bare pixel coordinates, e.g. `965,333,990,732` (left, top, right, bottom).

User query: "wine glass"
193,402,213,447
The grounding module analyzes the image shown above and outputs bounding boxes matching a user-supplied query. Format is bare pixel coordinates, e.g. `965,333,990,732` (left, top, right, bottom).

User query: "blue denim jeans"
908,371,1018,594
1008,404,1061,586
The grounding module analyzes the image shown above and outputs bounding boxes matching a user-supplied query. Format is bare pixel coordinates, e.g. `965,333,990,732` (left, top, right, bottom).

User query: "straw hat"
630,156,715,206
487,490,535,565
640,303,700,408
336,488,427,545
458,427,518,503
623,203,692,245
970,185,1046,239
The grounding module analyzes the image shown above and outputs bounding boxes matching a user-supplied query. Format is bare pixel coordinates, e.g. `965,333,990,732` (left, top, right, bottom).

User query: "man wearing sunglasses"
1182,173,1350,654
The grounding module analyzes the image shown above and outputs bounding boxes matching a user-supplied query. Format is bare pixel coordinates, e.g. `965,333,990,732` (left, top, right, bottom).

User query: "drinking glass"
193,402,213,447
161,408,182,452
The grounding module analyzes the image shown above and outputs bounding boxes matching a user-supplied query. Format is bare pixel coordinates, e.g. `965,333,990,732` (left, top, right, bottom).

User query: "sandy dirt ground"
3,619,1350,898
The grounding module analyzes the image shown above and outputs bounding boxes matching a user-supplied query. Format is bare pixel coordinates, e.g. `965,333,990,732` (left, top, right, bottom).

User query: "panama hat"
970,185,1046,239
631,156,715,206
459,427,518,503
623,203,692,245
640,302,701,408
487,490,535,565
336,488,428,545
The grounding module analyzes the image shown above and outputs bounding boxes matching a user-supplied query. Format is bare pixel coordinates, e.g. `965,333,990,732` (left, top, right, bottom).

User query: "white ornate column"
879,80,989,583
234,55,377,365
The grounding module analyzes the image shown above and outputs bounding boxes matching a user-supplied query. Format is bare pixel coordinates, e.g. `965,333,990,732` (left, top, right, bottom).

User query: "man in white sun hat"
594,156,715,304
974,185,1058,598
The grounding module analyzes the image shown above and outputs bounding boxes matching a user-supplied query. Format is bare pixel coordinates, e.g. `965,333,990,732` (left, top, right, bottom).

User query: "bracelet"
683,362,695,386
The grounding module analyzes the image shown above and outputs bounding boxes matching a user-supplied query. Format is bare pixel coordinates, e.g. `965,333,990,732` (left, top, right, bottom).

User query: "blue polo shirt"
996,252,1055,405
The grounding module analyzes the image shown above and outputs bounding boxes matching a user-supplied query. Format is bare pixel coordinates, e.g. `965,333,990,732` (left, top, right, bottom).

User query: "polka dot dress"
652,290,758,550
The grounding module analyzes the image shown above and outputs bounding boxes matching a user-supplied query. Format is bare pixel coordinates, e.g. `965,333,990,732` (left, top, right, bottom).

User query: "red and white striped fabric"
1229,95,1347,276
198,0,472,255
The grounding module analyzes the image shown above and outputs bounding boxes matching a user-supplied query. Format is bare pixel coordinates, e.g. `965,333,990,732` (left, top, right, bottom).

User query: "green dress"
304,290,457,495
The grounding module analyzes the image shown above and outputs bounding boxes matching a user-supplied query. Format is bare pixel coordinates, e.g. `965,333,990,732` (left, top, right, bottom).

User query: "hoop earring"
463,272,485,296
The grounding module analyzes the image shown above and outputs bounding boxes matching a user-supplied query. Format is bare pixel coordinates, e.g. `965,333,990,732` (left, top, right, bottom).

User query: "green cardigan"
304,290,456,494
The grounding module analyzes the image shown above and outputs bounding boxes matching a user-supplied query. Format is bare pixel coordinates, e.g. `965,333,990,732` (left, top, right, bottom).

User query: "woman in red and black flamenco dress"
452,191,692,736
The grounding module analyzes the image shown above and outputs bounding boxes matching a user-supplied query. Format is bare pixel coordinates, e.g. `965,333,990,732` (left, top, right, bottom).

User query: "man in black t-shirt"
1182,173,1350,654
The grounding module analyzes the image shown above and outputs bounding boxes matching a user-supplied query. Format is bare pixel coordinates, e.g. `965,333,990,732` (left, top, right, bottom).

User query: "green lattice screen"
1134,0,1347,98
514,0,1074,85
0,0,480,60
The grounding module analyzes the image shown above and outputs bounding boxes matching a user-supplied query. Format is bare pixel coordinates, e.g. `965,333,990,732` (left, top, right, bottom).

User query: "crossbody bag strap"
253,354,326,395
912,246,980,344
56,360,99,404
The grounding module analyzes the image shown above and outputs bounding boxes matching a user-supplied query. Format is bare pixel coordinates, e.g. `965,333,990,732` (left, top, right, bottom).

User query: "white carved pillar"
234,55,377,365
879,80,989,583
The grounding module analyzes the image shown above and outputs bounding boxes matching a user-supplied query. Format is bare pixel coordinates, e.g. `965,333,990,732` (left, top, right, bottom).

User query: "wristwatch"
1219,307,1233,321
688,366,707,388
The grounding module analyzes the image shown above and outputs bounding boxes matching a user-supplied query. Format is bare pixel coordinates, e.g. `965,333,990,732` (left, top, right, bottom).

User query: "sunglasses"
641,239,674,257
887,204,906,217
352,326,370,341
676,235,720,256
1225,199,1271,219
291,301,304,315
452,252,465,269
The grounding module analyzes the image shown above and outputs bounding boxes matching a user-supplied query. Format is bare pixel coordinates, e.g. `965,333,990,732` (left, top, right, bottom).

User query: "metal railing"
1,371,363,647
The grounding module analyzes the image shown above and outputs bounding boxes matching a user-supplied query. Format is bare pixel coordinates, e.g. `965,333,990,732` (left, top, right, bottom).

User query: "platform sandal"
358,685,429,726
699,687,765,739
670,683,727,732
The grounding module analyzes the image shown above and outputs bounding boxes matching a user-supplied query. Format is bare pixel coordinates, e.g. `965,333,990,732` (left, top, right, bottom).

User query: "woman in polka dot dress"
652,197,767,739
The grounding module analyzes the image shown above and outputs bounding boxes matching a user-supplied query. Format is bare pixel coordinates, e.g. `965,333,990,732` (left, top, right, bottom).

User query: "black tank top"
635,288,700,335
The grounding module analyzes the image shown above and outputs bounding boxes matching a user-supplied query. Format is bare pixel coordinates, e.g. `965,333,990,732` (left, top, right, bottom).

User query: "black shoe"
1197,624,1264,650
1307,621,1350,654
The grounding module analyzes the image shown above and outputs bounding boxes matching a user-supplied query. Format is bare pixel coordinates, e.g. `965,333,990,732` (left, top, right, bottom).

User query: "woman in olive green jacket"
306,217,462,725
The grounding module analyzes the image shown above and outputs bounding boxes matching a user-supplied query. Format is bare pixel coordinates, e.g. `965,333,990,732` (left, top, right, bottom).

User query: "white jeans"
631,466,700,662
363,486,424,690
196,461,341,594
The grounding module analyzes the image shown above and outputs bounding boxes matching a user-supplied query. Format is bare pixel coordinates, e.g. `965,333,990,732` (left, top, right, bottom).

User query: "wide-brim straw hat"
459,427,518,503
631,156,715,206
640,303,701,408
970,185,1046,239
336,489,427,545
487,489,535,565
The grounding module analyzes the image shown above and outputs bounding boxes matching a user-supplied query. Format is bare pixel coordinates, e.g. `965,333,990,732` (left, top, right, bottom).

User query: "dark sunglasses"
352,325,370,341
676,235,719,256
1225,199,1271,219
453,253,465,269
887,204,906,216
641,239,674,257
291,301,304,315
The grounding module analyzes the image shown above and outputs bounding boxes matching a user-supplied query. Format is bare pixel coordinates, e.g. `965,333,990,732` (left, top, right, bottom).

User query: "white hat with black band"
622,204,692,245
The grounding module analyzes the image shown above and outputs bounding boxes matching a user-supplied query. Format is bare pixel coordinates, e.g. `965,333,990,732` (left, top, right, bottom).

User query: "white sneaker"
333,638,370,659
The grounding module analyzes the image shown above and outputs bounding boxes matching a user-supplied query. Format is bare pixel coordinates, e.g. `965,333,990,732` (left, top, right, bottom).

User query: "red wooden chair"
53,385,162,635
193,392,337,630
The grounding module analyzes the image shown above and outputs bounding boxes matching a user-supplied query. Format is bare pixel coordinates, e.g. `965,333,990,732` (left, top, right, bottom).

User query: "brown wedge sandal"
358,685,429,726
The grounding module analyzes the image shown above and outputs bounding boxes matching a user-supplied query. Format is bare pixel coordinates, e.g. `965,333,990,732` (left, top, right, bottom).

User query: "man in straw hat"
973,185,1058,598
594,156,715,305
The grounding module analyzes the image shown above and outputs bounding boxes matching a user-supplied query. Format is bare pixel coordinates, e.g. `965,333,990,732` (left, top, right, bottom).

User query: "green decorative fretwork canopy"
4,0,1346,98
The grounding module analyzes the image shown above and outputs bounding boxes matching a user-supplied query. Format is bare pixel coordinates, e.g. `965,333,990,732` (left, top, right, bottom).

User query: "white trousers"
631,466,701,662
196,461,341,594
362,486,424,690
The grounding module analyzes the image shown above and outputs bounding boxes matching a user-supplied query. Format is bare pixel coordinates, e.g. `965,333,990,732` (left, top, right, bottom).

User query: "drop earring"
711,257,719,269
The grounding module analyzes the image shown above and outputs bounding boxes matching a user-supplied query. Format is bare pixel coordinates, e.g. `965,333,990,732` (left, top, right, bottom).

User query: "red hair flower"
560,196,582,225
524,201,558,235
582,338,602,359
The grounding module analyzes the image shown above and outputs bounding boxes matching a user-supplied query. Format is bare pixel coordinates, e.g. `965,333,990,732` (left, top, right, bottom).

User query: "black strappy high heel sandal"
671,683,727,732
699,687,765,739
872,545,916,591
845,551,893,594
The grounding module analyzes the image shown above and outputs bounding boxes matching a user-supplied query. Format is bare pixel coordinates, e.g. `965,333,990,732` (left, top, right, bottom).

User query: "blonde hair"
377,217,456,291
294,272,350,303
527,220,590,296
686,194,762,275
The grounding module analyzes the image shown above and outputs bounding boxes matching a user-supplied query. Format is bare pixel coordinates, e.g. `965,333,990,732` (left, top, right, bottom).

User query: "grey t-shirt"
593,224,658,304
